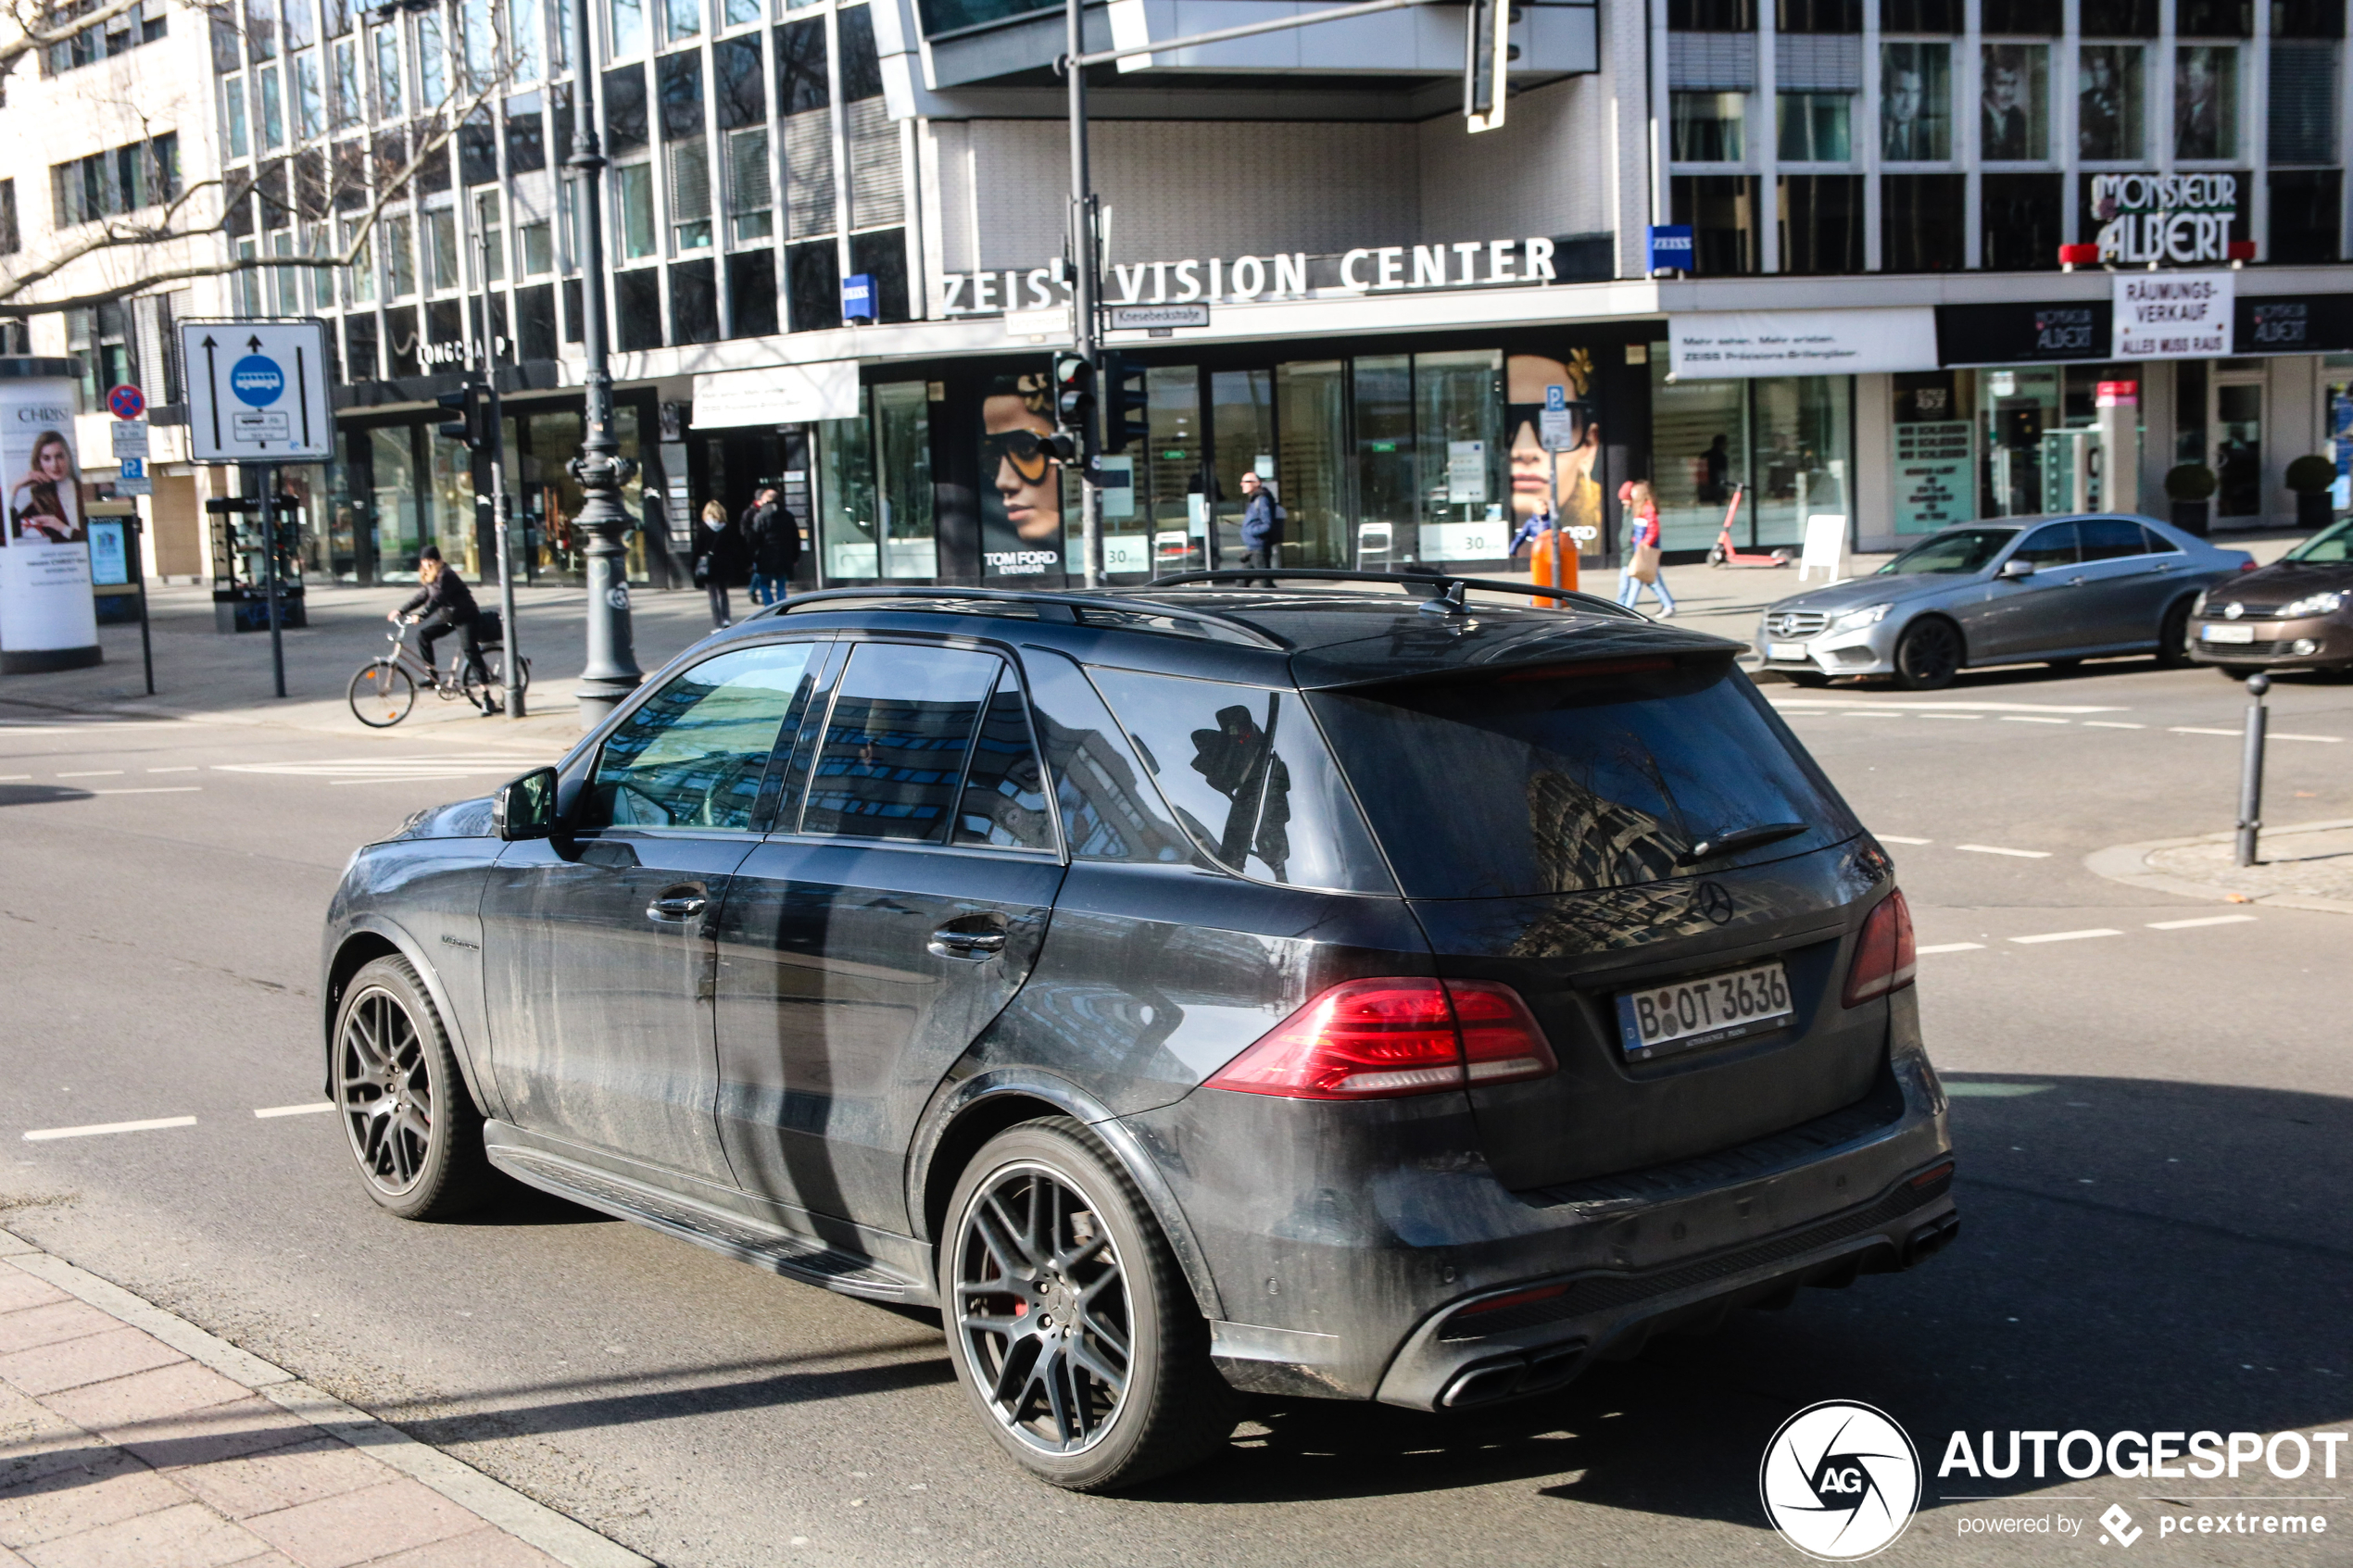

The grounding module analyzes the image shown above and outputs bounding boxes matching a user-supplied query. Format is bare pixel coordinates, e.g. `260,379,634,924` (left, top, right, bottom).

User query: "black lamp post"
566,0,642,728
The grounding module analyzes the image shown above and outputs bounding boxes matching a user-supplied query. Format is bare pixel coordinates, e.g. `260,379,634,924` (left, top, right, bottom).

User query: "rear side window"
953,669,1054,851
1088,667,1392,894
1306,658,1856,899
1021,650,1195,865
2079,518,2148,560
584,643,817,831
800,643,1041,846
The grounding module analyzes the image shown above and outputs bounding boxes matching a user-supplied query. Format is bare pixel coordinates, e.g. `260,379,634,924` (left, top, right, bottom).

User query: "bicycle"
347,613,531,728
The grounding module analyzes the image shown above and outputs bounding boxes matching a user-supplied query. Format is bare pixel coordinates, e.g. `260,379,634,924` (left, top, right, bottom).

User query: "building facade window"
1778,92,1853,161
1672,92,1747,161
2077,44,2144,160
2173,45,2238,159
1672,175,1760,274
1882,172,1964,270
1979,43,2048,161
1878,43,1949,160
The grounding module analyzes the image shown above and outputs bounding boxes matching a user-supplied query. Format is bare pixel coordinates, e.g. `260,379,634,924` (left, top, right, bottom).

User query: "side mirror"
494,767,560,840
1998,558,2036,580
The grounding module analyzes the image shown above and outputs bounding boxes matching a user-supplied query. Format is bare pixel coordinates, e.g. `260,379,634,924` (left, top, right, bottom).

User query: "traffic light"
1051,351,1096,433
1101,353,1148,455
434,383,483,451
1464,0,1517,132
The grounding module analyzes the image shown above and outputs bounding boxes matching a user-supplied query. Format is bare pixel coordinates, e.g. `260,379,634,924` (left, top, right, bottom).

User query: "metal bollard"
2235,673,2271,868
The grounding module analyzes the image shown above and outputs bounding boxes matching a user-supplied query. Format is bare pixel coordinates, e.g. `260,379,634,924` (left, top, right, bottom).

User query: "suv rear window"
1306,657,1856,899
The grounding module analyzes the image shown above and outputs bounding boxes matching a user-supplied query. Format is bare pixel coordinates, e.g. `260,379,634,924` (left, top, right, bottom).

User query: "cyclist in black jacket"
390,546,497,712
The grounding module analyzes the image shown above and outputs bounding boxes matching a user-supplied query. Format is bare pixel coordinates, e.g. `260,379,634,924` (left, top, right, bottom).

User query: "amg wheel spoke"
975,1199,1032,1275
1071,1338,1126,1394
1038,1346,1076,1446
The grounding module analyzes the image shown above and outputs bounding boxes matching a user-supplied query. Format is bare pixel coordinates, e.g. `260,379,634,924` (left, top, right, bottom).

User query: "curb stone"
0,1226,654,1568
2082,817,2353,916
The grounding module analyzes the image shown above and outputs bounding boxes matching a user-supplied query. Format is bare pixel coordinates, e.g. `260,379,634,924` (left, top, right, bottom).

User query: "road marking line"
254,1102,335,1118
2147,914,2260,930
2084,721,2145,729
1841,710,1906,718
2171,726,2242,736
1945,1082,2053,1097
1913,712,1983,720
1918,942,1985,953
23,1116,198,1141
89,786,202,795
56,770,124,777
1879,834,1932,845
2001,716,2070,724
2009,929,2122,945
1770,699,2127,714
0,774,28,781
329,775,473,785
146,766,199,773
2272,733,2344,744
1956,844,2053,859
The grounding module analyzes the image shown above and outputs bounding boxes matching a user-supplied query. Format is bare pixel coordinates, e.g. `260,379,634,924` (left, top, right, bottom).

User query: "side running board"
484,1136,930,1305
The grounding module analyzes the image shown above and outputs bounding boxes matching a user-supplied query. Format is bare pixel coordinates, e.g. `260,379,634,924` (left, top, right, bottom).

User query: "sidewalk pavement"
0,1229,648,1568
2087,818,2353,916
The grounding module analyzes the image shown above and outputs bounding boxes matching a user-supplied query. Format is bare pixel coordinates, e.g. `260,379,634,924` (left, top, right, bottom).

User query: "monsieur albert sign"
2091,172,2239,266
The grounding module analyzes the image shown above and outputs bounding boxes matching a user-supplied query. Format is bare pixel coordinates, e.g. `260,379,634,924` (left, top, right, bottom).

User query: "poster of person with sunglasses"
980,372,1067,582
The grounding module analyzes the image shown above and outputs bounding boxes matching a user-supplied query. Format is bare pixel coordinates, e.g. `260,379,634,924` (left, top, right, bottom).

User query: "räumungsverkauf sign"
2113,271,2233,360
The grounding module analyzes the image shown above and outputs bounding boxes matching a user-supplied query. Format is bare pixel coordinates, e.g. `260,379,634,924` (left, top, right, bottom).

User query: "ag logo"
1759,1400,1920,1561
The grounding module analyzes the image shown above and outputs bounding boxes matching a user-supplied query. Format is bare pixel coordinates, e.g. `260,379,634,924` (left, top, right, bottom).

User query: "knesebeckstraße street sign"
179,320,333,461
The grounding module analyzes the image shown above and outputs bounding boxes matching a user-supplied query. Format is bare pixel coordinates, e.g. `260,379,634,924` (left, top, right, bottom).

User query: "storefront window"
425,423,477,576
1649,358,1851,550
1415,349,1506,563
1210,369,1274,567
817,404,877,580
1143,366,1198,574
370,425,422,577
1353,355,1412,571
977,370,1065,582
1275,361,1346,569
875,381,937,578
1890,372,1974,535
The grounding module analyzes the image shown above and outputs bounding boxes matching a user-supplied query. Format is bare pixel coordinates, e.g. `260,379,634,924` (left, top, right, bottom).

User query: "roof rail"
1148,568,1641,620
759,583,1284,647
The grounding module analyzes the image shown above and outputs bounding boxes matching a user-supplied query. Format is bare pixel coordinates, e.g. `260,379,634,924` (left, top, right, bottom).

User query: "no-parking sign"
178,320,333,461
107,383,145,420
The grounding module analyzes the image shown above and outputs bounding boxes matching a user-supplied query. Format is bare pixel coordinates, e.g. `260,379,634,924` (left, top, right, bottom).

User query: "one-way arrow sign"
180,319,332,462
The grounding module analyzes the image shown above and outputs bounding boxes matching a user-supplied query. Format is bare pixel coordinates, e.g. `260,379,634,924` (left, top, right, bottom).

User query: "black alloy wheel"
942,1119,1239,1490
2156,598,2196,668
333,956,493,1220
1894,618,1963,691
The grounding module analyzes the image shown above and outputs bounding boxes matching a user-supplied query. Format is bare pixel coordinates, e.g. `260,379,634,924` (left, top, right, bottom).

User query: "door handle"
929,928,1007,960
2069,575,2087,586
648,893,709,921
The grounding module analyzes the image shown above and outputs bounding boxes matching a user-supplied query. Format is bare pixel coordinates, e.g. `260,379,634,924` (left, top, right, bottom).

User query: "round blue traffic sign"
107,383,145,420
230,355,284,407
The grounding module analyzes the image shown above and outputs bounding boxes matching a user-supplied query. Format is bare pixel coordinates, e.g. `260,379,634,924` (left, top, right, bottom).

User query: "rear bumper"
1126,994,1955,1409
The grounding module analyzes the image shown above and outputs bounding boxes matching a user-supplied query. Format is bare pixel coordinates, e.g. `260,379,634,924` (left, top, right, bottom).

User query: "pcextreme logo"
1760,1401,1922,1561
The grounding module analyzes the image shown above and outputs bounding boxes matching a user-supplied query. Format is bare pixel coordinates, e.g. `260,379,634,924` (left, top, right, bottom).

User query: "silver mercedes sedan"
1755,515,2256,690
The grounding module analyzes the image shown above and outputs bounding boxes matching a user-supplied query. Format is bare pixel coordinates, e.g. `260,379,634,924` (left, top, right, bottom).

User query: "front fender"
321,913,497,1121
907,1066,1226,1323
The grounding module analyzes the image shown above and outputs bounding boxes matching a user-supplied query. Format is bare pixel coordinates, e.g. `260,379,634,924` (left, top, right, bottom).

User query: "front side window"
585,643,818,830
799,642,1017,844
1876,526,2012,573
1089,668,1391,893
2012,521,2080,568
1307,658,1853,899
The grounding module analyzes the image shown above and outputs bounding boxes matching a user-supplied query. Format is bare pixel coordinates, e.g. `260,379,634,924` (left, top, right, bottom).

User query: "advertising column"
0,359,99,673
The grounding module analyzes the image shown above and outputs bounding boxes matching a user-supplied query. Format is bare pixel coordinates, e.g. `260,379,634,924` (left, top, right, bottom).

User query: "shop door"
2212,376,2264,521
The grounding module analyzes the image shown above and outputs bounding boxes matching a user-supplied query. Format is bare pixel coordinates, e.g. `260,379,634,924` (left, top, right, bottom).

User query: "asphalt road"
3,637,2349,1567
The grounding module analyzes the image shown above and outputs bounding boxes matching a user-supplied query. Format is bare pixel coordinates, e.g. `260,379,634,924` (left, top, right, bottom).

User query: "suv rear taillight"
1205,977,1557,1100
1843,889,1918,1007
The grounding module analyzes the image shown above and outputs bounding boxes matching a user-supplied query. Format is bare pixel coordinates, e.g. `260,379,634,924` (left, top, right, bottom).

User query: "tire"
1894,618,1963,691
332,956,494,1220
940,1117,1239,1492
348,661,416,728
462,653,532,709
1706,545,1727,567
2156,598,2196,669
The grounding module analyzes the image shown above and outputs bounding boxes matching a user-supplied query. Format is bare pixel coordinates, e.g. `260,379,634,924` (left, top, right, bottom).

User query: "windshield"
2284,518,2353,563
1306,656,1856,899
1876,528,2017,576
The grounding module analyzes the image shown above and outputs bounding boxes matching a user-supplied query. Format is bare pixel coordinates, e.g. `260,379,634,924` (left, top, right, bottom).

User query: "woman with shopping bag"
1615,480,1675,617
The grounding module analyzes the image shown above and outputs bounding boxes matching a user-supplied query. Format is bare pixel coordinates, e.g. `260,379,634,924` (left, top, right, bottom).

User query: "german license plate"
1616,960,1794,1061
1768,641,1810,661
2200,622,2257,644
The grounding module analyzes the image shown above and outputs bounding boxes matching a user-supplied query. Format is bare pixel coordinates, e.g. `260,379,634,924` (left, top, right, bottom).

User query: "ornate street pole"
568,0,642,728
